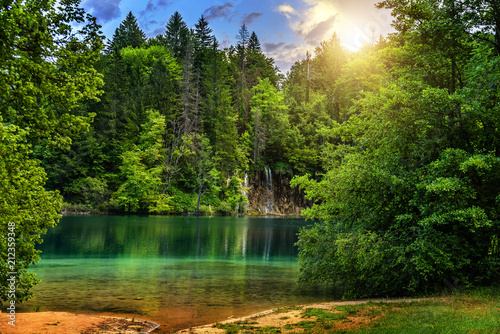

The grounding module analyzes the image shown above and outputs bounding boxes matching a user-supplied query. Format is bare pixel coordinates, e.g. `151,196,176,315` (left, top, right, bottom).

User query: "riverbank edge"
59,207,303,217
174,297,429,334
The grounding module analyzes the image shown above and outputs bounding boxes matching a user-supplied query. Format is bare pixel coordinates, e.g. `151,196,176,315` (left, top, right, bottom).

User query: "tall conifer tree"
108,12,146,53
165,11,189,60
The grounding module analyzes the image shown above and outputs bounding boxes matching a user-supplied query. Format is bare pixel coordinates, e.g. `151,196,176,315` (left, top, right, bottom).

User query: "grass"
215,286,500,334
345,287,500,334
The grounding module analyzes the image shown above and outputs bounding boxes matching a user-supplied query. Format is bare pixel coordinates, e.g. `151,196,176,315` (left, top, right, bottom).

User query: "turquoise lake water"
21,215,333,331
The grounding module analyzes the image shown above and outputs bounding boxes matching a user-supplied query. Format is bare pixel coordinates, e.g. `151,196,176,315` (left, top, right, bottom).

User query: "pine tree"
165,11,189,59
248,31,261,51
108,12,146,53
195,15,213,49
246,31,280,87
234,24,251,133
181,29,196,135
236,23,250,89
193,16,215,134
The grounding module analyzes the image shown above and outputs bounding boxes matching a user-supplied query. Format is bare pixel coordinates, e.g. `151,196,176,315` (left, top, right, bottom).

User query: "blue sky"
81,0,394,73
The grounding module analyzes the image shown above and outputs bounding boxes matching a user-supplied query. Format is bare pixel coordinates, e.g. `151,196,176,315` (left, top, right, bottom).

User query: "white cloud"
269,0,394,72
277,4,298,19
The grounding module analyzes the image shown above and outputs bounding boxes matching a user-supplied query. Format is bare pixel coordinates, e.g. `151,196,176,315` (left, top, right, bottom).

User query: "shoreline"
175,297,427,334
0,298,427,334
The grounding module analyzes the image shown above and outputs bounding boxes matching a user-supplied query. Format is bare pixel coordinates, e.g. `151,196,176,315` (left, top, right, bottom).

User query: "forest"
0,0,499,301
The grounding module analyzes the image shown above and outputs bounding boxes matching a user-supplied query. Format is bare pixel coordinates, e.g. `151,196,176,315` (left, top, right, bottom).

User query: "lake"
21,215,334,332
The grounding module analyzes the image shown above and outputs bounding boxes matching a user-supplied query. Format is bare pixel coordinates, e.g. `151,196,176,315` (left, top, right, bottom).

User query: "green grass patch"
214,322,257,333
296,320,317,329
302,308,347,321
332,286,500,333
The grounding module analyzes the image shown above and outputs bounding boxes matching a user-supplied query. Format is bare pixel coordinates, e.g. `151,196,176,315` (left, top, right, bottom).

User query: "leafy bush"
197,204,214,215
216,201,233,215
170,188,197,213
148,194,174,214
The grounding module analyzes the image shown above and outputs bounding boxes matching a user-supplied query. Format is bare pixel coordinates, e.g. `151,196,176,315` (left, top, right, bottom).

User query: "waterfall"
242,171,249,197
237,171,249,214
264,165,274,213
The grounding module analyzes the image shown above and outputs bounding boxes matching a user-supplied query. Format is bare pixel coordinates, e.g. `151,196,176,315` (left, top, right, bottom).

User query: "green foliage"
216,201,233,215
293,5,500,295
0,0,104,148
169,188,197,213
164,11,189,60
108,11,146,52
0,124,62,302
284,94,333,174
250,78,289,164
0,0,103,302
72,177,110,210
113,149,161,213
148,194,174,214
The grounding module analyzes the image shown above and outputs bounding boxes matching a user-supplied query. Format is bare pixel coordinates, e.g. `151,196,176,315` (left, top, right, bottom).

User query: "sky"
81,0,395,73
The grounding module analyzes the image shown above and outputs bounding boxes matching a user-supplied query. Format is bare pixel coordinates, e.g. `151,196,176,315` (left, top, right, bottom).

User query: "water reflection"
22,215,333,332
39,215,301,262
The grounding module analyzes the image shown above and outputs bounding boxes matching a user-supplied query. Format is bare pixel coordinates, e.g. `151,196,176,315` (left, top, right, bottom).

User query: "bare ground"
0,311,159,334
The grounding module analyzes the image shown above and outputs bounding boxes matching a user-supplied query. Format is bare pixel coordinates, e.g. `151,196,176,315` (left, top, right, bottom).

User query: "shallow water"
21,215,333,331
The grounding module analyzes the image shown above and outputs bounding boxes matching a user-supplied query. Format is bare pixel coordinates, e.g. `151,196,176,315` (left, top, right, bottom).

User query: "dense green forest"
39,11,285,215
1,0,499,301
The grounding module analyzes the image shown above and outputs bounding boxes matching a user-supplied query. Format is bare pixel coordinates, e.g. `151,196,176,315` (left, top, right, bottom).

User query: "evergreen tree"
180,29,197,135
248,31,261,51
245,31,281,87
108,12,146,53
195,15,213,48
165,11,189,59
193,16,215,134
236,23,250,88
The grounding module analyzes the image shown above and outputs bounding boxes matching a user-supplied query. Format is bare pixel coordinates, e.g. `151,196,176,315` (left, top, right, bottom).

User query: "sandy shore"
0,311,159,334
176,298,426,334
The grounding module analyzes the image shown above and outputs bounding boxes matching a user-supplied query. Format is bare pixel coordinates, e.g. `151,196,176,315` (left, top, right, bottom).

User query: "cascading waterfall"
264,166,274,213
237,171,249,213
242,171,249,197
